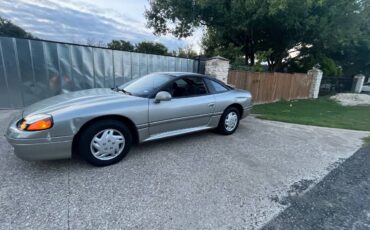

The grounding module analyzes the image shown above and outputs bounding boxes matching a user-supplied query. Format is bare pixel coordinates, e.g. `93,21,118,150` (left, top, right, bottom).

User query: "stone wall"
205,56,230,83
352,74,366,93
307,67,323,99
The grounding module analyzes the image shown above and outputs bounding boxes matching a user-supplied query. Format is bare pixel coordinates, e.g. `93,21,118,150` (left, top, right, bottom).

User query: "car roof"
156,72,205,78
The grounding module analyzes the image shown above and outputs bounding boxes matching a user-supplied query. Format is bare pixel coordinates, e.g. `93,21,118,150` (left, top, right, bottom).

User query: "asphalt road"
262,146,370,230
0,110,369,229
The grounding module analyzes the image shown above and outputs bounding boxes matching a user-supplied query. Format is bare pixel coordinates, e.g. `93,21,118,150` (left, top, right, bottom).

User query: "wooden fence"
228,70,313,104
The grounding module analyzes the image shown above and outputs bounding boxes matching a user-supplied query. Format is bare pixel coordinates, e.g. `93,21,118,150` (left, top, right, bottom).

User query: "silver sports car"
6,72,252,166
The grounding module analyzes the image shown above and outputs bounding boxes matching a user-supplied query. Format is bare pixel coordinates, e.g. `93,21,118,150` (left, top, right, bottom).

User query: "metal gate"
0,36,199,109
319,77,354,96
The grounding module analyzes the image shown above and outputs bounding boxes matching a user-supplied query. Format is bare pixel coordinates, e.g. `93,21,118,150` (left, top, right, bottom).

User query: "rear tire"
216,107,240,135
78,120,132,166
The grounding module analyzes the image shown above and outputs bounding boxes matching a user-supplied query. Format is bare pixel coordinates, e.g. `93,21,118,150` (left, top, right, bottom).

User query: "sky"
0,0,203,52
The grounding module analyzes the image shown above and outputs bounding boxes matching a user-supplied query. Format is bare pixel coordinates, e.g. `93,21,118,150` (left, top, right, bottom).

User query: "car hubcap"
90,129,125,161
225,112,238,132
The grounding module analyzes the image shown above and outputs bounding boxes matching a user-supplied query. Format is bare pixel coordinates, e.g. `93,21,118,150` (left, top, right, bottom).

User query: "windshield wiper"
111,86,132,95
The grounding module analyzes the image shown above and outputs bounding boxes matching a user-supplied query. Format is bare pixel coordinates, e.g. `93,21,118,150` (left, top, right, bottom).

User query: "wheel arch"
227,103,243,117
72,115,139,156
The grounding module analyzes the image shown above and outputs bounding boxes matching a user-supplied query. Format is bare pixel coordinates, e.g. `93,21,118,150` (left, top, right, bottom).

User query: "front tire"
78,120,132,166
216,107,240,135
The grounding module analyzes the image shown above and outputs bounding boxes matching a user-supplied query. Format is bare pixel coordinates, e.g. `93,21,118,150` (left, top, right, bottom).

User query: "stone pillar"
205,56,230,84
307,67,323,99
352,74,365,93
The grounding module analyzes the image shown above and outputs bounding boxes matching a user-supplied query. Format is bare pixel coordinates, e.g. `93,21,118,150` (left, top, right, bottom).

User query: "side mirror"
154,91,172,103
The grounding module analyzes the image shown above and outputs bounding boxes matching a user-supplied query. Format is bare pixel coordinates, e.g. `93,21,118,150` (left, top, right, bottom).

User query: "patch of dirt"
330,93,370,106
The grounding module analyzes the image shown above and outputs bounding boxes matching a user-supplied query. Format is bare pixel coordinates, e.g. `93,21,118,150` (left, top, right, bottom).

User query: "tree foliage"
145,0,370,76
176,46,198,58
134,41,169,55
108,40,170,55
107,39,198,57
145,0,319,67
0,17,33,39
289,53,343,77
107,40,134,51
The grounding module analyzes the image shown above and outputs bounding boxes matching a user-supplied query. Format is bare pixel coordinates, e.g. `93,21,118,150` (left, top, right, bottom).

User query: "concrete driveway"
0,110,369,229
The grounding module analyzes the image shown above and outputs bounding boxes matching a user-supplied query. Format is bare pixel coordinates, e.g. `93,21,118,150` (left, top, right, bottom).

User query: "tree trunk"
243,42,249,65
244,32,251,66
271,62,281,72
267,58,274,71
244,41,254,66
273,57,284,72
245,51,249,65
250,51,255,66
249,29,255,66
243,30,256,66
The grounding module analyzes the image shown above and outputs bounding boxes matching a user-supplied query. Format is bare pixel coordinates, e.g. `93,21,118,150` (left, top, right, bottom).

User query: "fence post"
205,56,230,84
352,74,365,93
307,67,323,99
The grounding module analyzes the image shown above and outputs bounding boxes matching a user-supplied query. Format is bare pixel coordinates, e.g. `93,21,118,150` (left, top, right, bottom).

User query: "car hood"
23,88,134,117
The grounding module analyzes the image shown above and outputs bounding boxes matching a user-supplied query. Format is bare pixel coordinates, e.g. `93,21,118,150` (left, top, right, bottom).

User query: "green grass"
363,136,370,146
252,97,370,131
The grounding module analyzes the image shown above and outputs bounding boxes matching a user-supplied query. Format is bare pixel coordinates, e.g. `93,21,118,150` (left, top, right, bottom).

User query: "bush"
288,53,342,77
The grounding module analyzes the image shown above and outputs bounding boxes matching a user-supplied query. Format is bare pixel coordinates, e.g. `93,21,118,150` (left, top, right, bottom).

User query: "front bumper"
242,105,253,119
5,116,73,161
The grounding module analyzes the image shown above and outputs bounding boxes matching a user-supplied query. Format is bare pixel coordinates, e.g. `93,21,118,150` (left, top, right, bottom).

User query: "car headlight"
18,114,53,131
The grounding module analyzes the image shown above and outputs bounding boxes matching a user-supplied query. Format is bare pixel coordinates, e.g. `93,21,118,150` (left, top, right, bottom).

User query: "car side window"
207,79,229,93
163,77,208,98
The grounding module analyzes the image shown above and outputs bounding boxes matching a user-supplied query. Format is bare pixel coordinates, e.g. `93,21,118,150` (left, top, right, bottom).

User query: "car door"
148,76,215,136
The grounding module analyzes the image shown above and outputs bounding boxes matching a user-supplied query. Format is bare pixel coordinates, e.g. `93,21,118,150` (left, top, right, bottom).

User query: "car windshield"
119,73,172,97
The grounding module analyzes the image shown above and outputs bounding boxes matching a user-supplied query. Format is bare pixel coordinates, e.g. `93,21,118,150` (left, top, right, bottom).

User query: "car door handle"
208,103,215,107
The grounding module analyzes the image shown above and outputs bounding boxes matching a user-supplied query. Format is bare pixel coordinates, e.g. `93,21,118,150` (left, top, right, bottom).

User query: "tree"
0,17,33,38
135,41,169,55
106,40,175,56
289,0,370,76
145,0,318,68
288,53,342,76
201,28,243,62
107,40,134,51
145,0,370,76
176,45,198,58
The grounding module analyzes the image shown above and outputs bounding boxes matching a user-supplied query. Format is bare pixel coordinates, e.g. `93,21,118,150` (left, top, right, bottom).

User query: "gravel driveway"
0,110,369,229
